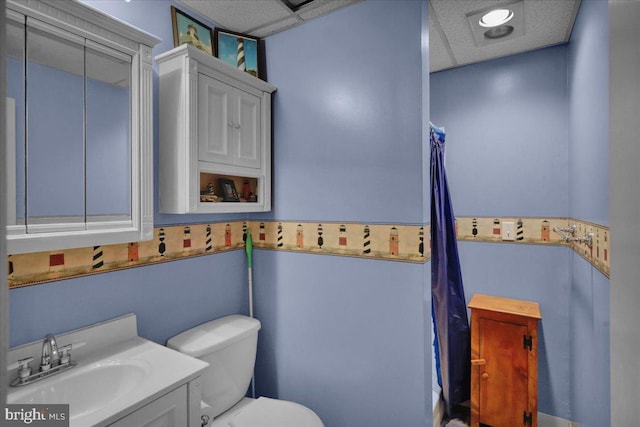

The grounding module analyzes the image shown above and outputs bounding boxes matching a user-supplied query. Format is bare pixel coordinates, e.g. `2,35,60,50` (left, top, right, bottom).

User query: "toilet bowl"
211,397,323,427
167,315,324,427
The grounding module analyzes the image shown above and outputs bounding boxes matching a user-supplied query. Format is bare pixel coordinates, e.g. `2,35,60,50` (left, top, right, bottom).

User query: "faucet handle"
59,344,72,365
17,357,34,379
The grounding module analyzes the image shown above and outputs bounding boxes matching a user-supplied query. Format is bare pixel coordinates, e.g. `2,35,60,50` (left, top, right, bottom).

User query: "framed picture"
214,28,260,78
218,178,240,202
171,6,214,56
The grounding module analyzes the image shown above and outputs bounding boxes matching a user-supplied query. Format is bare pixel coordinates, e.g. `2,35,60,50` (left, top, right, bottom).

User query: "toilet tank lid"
167,315,261,357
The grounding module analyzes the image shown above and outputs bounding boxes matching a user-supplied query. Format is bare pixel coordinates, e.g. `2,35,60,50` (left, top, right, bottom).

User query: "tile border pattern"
7,217,610,288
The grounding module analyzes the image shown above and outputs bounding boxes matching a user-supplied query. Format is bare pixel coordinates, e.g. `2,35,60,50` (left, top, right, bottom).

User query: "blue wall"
10,251,248,346
431,45,572,417
7,59,131,219
430,1,610,422
255,0,427,225
568,0,610,425
430,46,569,218
255,1,431,426
254,251,428,427
568,0,609,227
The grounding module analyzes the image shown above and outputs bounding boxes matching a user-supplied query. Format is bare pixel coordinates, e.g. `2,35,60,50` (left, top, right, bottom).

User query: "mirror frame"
5,0,160,254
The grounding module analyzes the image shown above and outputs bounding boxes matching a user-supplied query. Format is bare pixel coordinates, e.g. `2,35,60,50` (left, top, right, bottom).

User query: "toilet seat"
228,397,324,427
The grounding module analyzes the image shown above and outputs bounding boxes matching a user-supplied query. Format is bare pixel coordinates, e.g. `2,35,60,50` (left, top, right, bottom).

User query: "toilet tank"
167,315,261,418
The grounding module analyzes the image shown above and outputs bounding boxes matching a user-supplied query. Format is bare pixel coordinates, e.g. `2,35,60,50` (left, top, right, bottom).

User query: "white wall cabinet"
157,44,276,214
199,74,261,169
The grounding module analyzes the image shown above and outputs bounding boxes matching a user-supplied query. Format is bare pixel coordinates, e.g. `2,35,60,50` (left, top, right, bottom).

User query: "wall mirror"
5,0,159,254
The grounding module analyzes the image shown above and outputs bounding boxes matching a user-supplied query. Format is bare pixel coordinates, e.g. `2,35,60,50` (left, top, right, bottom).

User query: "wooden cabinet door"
478,317,529,427
470,294,540,427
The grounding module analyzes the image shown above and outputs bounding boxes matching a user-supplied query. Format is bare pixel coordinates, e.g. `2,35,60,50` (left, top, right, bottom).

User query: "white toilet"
167,315,324,427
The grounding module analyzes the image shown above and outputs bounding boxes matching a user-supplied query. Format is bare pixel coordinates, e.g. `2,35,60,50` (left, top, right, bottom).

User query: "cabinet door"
109,385,187,427
198,74,261,169
233,89,261,168
199,74,233,165
478,317,529,427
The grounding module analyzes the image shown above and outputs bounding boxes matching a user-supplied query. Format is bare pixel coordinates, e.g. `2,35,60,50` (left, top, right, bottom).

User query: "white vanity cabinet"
157,44,277,214
7,314,207,427
108,384,193,427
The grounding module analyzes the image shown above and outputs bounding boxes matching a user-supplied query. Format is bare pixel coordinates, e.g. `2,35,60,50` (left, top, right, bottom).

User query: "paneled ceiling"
176,0,363,38
177,0,581,73
429,0,581,72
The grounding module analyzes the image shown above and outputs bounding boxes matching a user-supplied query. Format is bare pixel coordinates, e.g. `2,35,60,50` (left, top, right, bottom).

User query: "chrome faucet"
10,334,75,387
41,334,60,371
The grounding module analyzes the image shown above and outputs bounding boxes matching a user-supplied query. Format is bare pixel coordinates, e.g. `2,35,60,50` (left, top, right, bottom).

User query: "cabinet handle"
471,359,487,365
235,123,241,129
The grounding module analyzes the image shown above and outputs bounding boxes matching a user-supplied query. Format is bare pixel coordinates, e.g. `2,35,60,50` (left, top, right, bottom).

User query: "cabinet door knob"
481,372,489,380
235,123,241,129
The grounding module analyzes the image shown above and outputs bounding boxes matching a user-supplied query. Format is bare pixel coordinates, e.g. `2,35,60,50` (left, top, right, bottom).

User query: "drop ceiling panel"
178,0,579,74
178,0,293,33
429,1,457,72
176,0,362,38
430,0,581,72
251,16,302,38
297,0,362,21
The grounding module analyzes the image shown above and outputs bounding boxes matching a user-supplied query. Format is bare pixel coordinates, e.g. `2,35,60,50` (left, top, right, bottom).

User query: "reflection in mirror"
5,0,158,254
26,24,85,229
6,18,24,227
7,17,134,233
86,46,132,223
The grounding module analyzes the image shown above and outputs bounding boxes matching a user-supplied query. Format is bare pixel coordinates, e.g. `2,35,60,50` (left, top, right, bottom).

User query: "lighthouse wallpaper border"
214,28,260,78
7,217,610,289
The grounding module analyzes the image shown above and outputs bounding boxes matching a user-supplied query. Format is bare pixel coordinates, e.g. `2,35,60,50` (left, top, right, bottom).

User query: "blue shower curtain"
430,123,470,418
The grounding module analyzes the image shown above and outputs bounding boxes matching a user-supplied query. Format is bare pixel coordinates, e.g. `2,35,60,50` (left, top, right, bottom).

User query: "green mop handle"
245,228,253,269
246,229,254,320
245,228,256,397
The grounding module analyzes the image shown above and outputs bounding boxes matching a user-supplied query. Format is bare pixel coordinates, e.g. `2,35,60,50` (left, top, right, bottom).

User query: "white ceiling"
430,0,581,72
176,0,363,38
177,0,581,73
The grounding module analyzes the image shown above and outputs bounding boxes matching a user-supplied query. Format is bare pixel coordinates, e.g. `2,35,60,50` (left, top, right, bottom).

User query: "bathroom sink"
7,314,208,427
8,359,150,420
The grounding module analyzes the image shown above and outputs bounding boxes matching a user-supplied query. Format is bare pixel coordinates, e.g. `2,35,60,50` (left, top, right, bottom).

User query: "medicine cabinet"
156,44,276,214
5,0,160,254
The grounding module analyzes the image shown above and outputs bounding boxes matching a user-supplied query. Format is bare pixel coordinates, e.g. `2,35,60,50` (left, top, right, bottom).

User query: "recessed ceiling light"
484,25,514,39
479,9,514,28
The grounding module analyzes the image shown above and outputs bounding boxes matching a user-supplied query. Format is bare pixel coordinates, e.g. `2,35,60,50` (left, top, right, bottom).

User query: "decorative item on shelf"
243,179,251,200
214,28,261,78
219,178,240,202
200,182,219,202
171,6,214,55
